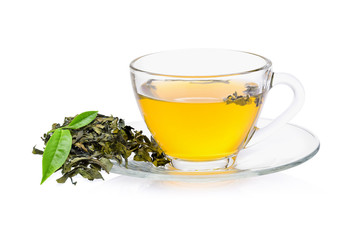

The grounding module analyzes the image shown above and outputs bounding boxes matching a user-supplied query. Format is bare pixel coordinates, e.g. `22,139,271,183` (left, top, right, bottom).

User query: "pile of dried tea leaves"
33,112,170,185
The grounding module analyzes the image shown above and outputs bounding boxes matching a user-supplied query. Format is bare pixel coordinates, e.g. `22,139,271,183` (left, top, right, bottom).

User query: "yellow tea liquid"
137,80,264,161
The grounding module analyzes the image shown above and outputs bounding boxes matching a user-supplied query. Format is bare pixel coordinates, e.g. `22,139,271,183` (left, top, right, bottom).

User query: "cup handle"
245,72,305,147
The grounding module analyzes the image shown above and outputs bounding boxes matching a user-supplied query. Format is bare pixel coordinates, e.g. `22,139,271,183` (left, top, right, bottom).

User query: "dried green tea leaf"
75,142,87,152
92,126,102,135
118,119,125,129
223,83,263,107
99,157,113,173
62,157,89,172
78,168,103,181
224,92,251,106
133,148,152,162
254,94,263,107
244,83,260,95
32,146,44,155
56,167,81,184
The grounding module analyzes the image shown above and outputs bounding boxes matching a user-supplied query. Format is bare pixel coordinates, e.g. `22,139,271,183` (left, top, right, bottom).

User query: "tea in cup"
130,49,304,170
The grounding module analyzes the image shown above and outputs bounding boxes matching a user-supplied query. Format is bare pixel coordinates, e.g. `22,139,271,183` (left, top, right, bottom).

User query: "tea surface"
137,80,264,161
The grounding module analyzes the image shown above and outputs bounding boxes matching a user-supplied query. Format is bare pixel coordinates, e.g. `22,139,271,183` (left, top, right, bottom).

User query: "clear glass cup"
130,49,304,171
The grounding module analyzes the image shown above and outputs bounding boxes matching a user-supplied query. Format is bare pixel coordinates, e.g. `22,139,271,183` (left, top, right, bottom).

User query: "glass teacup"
130,49,304,171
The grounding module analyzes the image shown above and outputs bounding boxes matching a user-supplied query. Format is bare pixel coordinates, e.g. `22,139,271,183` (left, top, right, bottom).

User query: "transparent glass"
110,119,320,182
130,49,305,171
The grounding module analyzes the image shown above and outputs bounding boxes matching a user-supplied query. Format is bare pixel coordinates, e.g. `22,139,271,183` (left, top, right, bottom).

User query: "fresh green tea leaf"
41,129,72,184
66,111,98,129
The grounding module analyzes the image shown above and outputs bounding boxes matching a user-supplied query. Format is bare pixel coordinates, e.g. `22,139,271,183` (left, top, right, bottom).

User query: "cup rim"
130,48,272,78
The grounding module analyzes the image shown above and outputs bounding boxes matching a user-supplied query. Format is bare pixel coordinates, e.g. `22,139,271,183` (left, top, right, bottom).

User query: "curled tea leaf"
224,92,252,106
99,157,113,173
32,146,44,155
133,148,152,162
78,168,104,181
244,83,260,95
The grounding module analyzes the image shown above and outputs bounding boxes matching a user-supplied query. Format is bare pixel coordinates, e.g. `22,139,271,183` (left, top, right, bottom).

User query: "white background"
1,0,359,239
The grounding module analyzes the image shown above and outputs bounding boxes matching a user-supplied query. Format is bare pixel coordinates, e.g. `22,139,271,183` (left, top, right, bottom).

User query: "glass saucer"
110,119,320,182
